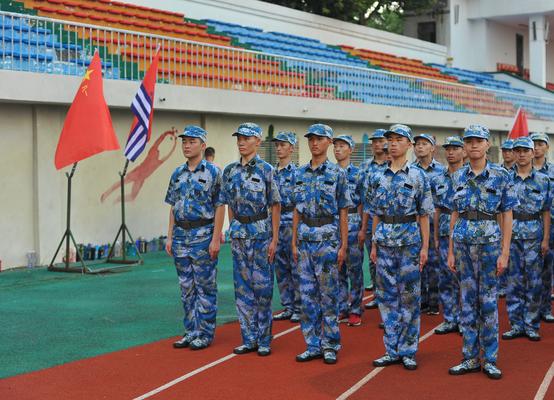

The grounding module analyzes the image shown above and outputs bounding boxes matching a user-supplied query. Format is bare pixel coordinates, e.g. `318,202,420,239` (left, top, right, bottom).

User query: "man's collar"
307,158,329,173
465,161,491,178
385,160,410,174
186,158,206,172
240,154,260,168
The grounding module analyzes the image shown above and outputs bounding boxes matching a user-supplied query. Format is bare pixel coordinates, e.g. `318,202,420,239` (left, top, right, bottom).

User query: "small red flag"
508,107,529,140
54,51,119,170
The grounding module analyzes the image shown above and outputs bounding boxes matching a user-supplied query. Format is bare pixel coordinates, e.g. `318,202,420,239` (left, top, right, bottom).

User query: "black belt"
281,204,295,213
175,218,214,229
437,207,451,215
348,208,359,214
459,211,496,221
301,214,334,227
380,215,417,224
235,210,268,224
513,212,541,221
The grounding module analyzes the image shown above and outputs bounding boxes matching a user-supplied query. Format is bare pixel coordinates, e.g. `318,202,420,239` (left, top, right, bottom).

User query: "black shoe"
274,310,293,321
427,307,440,316
189,338,210,350
378,322,384,329
233,344,258,354
365,299,378,309
296,350,323,362
365,284,374,291
402,357,417,371
542,314,554,323
449,359,481,375
323,349,337,365
173,336,191,349
483,362,502,380
373,354,401,367
435,322,459,335
502,328,525,340
420,303,429,313
498,292,506,298
290,313,300,323
257,346,271,356
526,331,541,341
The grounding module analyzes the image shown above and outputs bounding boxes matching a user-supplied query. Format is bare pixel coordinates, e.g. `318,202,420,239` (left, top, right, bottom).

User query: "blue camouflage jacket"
220,155,281,240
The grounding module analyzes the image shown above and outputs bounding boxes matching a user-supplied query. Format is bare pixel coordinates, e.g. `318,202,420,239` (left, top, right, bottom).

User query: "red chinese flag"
54,51,119,170
508,107,529,139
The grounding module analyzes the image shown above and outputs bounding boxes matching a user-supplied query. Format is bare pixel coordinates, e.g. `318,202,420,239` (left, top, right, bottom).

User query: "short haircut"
205,147,215,157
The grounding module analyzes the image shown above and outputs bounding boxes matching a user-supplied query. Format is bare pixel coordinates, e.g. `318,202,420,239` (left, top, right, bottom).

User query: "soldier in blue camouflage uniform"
165,125,225,351
366,124,434,371
333,134,365,327
412,133,446,315
531,132,554,324
292,123,352,365
220,123,282,357
272,131,301,323
448,125,518,380
432,136,465,335
501,139,515,171
502,136,550,342
360,129,388,310
498,139,515,297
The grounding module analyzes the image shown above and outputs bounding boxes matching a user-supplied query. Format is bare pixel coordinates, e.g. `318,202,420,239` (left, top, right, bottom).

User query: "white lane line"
133,354,237,400
336,323,442,400
534,361,554,400
133,295,375,400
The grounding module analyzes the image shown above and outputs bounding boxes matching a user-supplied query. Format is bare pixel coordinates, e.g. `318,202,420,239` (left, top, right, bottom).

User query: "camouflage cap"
305,123,333,139
272,131,297,146
442,136,464,148
530,132,549,144
333,134,355,148
385,124,413,142
512,136,534,150
500,139,514,150
414,133,436,146
178,125,207,142
233,122,263,138
463,124,490,140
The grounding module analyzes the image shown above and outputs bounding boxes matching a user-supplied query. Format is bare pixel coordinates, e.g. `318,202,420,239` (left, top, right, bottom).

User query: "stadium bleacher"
1,0,553,120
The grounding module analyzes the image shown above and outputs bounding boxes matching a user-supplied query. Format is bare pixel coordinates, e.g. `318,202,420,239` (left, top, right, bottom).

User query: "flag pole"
48,162,87,273
106,159,142,265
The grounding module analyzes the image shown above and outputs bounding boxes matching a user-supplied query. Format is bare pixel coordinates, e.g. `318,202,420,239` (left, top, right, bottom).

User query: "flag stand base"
106,159,143,268
48,163,90,273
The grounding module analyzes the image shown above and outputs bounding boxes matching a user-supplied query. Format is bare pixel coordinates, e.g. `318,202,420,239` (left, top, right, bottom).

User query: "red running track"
0,296,553,400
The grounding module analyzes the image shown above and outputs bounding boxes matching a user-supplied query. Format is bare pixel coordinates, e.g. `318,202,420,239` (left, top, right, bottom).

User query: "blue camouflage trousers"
376,244,421,358
274,224,301,314
231,238,274,347
173,237,217,343
421,234,439,309
365,235,376,289
339,231,364,315
541,250,553,317
454,241,499,363
438,237,460,324
507,240,543,332
298,240,341,352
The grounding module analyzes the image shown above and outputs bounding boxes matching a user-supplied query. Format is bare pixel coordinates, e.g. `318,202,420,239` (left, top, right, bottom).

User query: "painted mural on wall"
101,128,177,203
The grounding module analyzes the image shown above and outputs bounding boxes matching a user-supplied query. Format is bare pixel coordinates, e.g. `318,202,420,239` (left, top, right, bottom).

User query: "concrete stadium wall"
0,69,552,270
122,0,448,64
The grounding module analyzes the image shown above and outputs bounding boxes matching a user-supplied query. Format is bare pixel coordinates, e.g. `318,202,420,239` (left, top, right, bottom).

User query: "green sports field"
0,244,371,379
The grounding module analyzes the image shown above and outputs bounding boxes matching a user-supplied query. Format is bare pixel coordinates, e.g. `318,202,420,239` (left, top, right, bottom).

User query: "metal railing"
1,10,554,121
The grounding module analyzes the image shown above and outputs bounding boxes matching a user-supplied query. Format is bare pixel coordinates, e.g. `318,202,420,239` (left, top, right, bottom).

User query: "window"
417,21,437,43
